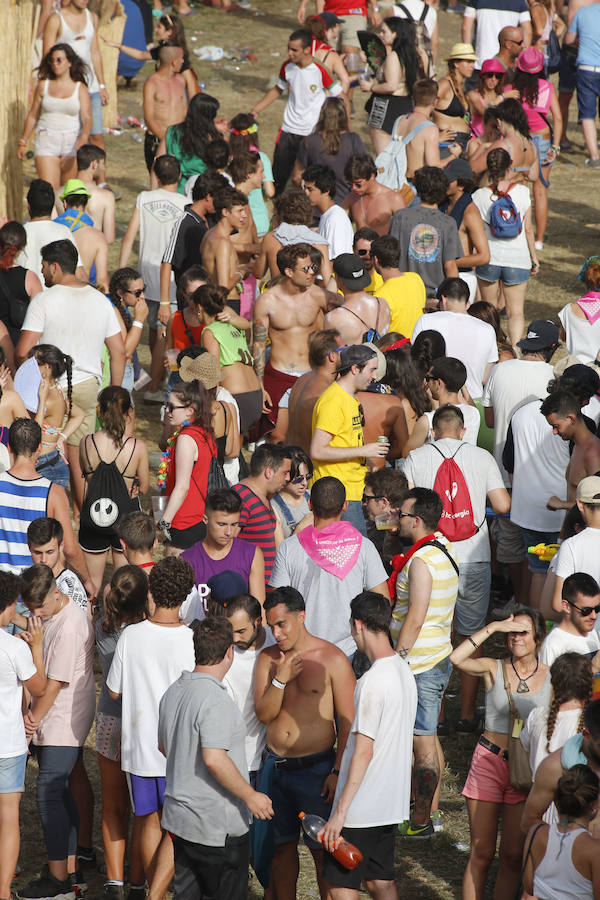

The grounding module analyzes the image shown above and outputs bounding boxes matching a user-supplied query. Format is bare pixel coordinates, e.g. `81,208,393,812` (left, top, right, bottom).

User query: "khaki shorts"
338,14,367,50
68,377,100,446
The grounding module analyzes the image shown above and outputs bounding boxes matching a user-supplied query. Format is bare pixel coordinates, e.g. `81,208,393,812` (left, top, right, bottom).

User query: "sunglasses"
510,38,524,45
299,264,316,272
398,511,418,519
356,248,371,256
125,286,146,298
484,73,500,79
291,474,309,485
566,598,600,616
362,493,384,503
164,402,187,414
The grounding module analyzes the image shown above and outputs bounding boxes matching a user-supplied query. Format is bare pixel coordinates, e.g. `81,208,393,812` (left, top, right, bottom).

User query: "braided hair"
32,344,74,417
109,267,140,332
546,652,592,753
486,147,511,195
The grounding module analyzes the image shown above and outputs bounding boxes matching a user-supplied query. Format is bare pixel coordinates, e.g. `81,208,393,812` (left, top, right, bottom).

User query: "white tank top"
558,303,600,365
58,8,99,92
533,822,593,900
37,79,81,133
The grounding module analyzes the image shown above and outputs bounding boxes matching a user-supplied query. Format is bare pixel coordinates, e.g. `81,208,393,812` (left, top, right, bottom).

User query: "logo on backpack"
90,497,119,529
432,444,478,542
488,185,522,238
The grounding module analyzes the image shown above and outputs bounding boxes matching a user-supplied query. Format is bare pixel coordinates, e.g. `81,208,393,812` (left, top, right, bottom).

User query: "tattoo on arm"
253,323,268,379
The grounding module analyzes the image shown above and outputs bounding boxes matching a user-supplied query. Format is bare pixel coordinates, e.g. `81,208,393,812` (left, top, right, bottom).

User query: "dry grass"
15,1,600,897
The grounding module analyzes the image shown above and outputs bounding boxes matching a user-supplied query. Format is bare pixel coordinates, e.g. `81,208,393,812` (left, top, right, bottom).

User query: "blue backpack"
488,184,522,238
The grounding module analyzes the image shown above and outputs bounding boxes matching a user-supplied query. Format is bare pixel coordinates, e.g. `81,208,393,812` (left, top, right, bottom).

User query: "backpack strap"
420,539,460,577
271,492,297,531
419,3,428,21
402,119,436,146
396,2,415,20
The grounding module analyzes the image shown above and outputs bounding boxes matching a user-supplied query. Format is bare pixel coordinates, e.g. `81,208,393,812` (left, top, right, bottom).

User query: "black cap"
207,570,247,607
516,320,559,351
444,158,474,183
320,10,343,26
333,253,371,291
335,344,376,373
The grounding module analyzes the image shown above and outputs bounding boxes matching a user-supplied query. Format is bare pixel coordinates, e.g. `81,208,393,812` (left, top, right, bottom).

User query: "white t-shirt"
555,528,600,586
400,437,505,563
392,0,437,37
334,655,417,827
56,568,88,615
521,706,583,775
223,630,276,772
19,221,82,282
472,184,532,269
463,0,531,69
21,284,121,386
482,358,554,487
106,619,195,776
508,399,569,531
277,59,342,136
0,628,36,758
318,205,354,259
412,310,498,399
424,404,480,446
539,625,600,667
136,188,187,302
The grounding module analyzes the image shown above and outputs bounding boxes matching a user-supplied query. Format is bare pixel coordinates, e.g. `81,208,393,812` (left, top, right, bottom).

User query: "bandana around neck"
577,291,600,324
298,521,362,579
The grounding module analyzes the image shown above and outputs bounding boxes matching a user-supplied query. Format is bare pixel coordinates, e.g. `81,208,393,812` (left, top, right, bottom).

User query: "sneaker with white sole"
585,158,600,168
398,818,434,839
431,810,444,833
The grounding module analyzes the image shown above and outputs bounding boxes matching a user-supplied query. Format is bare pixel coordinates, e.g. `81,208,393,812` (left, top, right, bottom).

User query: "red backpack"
432,444,478,542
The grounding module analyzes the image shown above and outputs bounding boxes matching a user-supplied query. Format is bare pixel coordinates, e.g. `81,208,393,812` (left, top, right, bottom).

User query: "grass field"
15,0,600,896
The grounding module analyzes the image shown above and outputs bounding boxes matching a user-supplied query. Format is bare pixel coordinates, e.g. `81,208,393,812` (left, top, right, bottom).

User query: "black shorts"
322,823,396,891
365,94,412,134
173,832,249,900
168,520,207,550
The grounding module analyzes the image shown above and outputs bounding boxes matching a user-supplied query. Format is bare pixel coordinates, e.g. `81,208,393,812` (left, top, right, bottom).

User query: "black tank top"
0,267,29,344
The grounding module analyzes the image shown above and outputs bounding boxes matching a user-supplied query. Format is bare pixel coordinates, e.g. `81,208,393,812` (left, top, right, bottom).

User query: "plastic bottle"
298,812,363,870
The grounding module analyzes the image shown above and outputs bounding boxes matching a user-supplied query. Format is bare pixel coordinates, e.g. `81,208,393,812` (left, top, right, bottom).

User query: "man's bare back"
254,283,331,374
201,229,240,302
73,224,108,290
394,112,439,178
568,434,600,498
357,389,409,467
345,184,406,235
287,371,333,452
324,292,390,345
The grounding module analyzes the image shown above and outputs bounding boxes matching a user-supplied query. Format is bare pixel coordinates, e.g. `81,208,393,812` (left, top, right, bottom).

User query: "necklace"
511,657,538,693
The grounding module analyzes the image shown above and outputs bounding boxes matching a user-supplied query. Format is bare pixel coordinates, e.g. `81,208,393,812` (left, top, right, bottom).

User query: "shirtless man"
393,79,462,178
358,384,409,468
285,329,343,452
75,145,114,243
542,390,600,509
253,243,341,435
201,187,250,313
343,153,406,235
254,586,355,900
54,179,108,290
142,45,188,175
324,253,390,345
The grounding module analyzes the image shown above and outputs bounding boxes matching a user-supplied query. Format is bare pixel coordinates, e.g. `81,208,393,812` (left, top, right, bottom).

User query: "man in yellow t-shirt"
371,235,426,337
310,345,389,535
353,227,384,296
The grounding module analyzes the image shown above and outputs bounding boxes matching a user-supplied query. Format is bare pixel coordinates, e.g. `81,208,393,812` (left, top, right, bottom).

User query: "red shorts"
462,740,528,805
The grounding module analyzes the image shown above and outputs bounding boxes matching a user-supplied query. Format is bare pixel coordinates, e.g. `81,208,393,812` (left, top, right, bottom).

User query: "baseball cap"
320,11,343,26
480,58,505,75
335,344,376,373
517,46,544,74
59,178,91,201
576,476,600,505
333,253,371,291
363,341,386,382
444,158,474,183
207,570,247,607
516,320,559,351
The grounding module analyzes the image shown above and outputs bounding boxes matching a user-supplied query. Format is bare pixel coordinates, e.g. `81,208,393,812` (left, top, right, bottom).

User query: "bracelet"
397,647,409,659
468,635,479,649
330,767,340,776
132,320,143,329
99,83,106,89
159,301,170,306
271,677,286,690
18,139,26,146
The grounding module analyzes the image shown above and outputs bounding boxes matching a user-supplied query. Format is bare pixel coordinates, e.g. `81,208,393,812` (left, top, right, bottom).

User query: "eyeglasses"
362,493,384,503
398,511,418,519
425,374,436,382
125,286,146,298
291,474,309,485
566,598,600,616
164,402,187,414
356,248,371,256
299,264,316,272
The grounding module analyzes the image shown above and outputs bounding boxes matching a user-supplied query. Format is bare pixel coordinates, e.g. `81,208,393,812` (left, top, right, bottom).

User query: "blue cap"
207,570,247,607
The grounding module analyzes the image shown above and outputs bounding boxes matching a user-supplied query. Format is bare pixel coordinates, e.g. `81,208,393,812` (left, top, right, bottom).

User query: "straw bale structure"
98,0,126,129
3,0,38,220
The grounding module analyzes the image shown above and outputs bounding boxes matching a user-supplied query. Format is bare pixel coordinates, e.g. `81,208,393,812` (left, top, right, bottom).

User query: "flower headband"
231,123,258,136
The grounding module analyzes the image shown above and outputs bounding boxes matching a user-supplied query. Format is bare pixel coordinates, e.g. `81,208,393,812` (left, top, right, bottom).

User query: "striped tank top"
0,472,51,572
391,539,458,674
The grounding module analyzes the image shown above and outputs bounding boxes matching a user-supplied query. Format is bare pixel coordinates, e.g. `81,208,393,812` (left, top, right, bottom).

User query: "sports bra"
440,87,467,119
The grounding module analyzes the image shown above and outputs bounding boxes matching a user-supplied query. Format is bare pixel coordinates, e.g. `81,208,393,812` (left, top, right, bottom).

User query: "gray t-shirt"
388,206,462,293
95,621,124,718
269,534,387,656
158,671,250,846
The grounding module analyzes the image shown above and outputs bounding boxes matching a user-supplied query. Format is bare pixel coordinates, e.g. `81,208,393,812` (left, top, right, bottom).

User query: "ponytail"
97,385,132,447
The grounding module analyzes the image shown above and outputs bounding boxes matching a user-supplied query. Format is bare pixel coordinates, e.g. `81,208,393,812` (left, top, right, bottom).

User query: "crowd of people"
3,0,600,897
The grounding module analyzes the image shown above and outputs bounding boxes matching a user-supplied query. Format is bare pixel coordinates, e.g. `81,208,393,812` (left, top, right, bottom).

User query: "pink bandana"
577,291,600,324
298,521,362,579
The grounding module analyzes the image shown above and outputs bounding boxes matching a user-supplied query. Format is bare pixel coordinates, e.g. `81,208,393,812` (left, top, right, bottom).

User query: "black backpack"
80,435,139,534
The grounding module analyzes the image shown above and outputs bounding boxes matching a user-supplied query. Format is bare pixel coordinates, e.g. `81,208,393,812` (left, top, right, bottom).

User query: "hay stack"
2,0,38,220
98,0,126,129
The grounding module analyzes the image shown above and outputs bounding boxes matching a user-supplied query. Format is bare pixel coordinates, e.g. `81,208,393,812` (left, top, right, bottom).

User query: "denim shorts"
414,656,452,736
455,561,492,636
531,132,553,187
266,747,335,847
35,450,70,489
89,90,103,135
0,753,27,793
476,263,530,286
521,526,559,573
577,68,600,120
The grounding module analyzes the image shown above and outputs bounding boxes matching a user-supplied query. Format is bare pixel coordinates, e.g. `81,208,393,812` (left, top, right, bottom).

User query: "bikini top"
439,86,467,119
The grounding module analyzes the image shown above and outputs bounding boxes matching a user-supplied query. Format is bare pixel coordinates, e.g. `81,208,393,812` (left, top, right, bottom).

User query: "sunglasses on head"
566,598,600,616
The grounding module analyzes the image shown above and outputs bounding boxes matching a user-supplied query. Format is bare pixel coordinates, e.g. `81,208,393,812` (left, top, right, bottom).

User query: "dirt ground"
15,0,600,897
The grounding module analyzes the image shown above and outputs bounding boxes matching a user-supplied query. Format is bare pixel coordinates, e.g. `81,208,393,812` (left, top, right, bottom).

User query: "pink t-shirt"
34,599,95,747
506,79,553,133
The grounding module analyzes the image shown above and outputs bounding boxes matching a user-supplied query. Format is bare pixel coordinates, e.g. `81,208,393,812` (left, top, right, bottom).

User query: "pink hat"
516,46,544,74
481,58,505,75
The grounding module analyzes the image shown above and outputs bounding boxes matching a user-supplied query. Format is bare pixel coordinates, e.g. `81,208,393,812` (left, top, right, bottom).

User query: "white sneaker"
534,241,544,251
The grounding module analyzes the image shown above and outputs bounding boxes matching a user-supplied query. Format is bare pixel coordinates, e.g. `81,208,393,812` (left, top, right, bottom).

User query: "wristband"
271,677,286,690
132,320,143,329
468,635,478,649
18,139,26,146
159,301,170,306
99,83,106,89
330,767,340,776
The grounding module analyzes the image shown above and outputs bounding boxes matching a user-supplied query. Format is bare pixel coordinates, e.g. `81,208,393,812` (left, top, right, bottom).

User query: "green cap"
59,178,91,201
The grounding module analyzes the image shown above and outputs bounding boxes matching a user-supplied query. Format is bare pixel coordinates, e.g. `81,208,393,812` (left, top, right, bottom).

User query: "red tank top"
166,424,216,529
171,310,205,350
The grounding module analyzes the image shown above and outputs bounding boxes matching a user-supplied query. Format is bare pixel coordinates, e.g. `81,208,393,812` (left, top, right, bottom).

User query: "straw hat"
446,43,477,62
179,353,223,390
